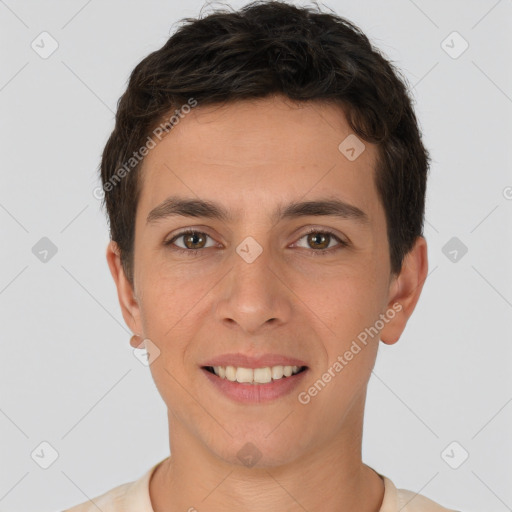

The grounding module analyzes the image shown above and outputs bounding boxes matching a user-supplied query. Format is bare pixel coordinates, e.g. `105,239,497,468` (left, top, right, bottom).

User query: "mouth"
200,363,309,403
201,364,308,384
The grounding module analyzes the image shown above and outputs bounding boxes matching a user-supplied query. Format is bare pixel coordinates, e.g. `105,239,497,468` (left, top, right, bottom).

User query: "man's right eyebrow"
146,196,235,224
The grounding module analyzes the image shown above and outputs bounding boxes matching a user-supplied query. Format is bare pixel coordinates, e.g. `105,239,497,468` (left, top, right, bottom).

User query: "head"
104,1,429,467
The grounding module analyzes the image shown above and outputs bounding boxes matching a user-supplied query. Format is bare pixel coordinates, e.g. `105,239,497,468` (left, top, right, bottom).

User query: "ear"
105,240,142,347
380,236,428,345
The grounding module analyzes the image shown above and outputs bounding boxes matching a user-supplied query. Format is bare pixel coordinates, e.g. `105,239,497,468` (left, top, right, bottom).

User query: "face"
108,94,427,468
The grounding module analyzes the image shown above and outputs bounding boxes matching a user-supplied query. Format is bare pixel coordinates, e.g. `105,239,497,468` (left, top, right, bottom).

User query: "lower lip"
201,367,308,403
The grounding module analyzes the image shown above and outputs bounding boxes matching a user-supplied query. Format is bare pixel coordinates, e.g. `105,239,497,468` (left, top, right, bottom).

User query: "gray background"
1,1,511,511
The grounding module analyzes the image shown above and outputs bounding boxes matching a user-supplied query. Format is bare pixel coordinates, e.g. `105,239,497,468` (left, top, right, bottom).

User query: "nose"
214,243,293,335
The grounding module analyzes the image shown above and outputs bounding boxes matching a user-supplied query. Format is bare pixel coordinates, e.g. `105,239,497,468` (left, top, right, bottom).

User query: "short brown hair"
100,0,430,285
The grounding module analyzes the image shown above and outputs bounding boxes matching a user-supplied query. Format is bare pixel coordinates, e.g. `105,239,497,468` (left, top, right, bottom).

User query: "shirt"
62,459,459,512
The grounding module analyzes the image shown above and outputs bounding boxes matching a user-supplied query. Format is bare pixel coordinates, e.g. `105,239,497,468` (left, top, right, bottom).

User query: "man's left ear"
380,235,428,345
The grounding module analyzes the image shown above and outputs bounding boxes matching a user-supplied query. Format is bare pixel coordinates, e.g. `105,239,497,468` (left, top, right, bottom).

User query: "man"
65,1,459,510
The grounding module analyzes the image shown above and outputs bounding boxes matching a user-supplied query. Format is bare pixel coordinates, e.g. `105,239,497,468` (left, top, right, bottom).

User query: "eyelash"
164,227,348,257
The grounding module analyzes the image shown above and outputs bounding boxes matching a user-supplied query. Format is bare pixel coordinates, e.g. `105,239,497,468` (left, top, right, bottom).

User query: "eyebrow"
146,195,369,225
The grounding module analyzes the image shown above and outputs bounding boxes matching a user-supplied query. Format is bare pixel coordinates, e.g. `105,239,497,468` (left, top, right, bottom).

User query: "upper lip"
201,353,308,369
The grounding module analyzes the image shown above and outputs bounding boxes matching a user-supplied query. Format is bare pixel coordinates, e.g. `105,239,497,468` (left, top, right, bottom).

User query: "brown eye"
183,232,207,249
294,228,348,256
165,230,215,253
307,232,331,250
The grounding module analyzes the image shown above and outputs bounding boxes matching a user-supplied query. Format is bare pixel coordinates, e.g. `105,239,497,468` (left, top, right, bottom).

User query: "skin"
106,94,428,512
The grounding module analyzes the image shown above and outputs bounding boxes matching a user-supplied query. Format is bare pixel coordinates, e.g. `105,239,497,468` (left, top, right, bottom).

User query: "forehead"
137,95,383,226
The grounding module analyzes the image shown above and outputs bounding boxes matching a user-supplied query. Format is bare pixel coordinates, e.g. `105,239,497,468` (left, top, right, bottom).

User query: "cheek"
139,257,212,320
291,259,386,340
137,268,203,358
137,272,203,405
303,269,384,408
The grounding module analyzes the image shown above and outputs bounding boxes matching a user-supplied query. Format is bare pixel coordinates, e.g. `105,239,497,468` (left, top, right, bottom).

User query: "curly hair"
99,0,430,285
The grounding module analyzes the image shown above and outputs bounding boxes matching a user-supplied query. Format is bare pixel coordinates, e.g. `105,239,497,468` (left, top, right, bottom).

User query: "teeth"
211,365,303,384
271,366,284,379
254,367,272,383
225,366,236,381
236,367,254,383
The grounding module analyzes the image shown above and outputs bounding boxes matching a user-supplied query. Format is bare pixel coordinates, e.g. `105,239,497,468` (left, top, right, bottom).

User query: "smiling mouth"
202,365,308,384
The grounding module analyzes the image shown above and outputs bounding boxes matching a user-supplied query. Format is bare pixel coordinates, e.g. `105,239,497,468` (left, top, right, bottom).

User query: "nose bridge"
215,238,291,333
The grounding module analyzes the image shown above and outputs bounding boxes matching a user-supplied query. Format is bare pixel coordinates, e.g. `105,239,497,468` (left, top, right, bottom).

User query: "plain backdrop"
1,1,511,511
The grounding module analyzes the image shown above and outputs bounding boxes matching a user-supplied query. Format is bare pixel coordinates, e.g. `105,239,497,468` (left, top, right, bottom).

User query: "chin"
207,429,314,470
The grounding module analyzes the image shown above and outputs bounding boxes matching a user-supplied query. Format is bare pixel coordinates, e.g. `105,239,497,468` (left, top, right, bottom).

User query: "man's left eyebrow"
146,195,370,225
277,198,369,224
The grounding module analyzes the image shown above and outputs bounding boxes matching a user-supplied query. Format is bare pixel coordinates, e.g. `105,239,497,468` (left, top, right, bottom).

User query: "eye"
164,227,349,257
293,228,348,255
164,229,217,255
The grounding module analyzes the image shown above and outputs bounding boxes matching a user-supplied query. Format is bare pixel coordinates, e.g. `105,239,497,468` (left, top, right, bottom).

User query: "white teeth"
225,366,237,381
214,366,226,379
271,366,284,379
253,367,272,384
236,367,253,383
210,364,303,383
